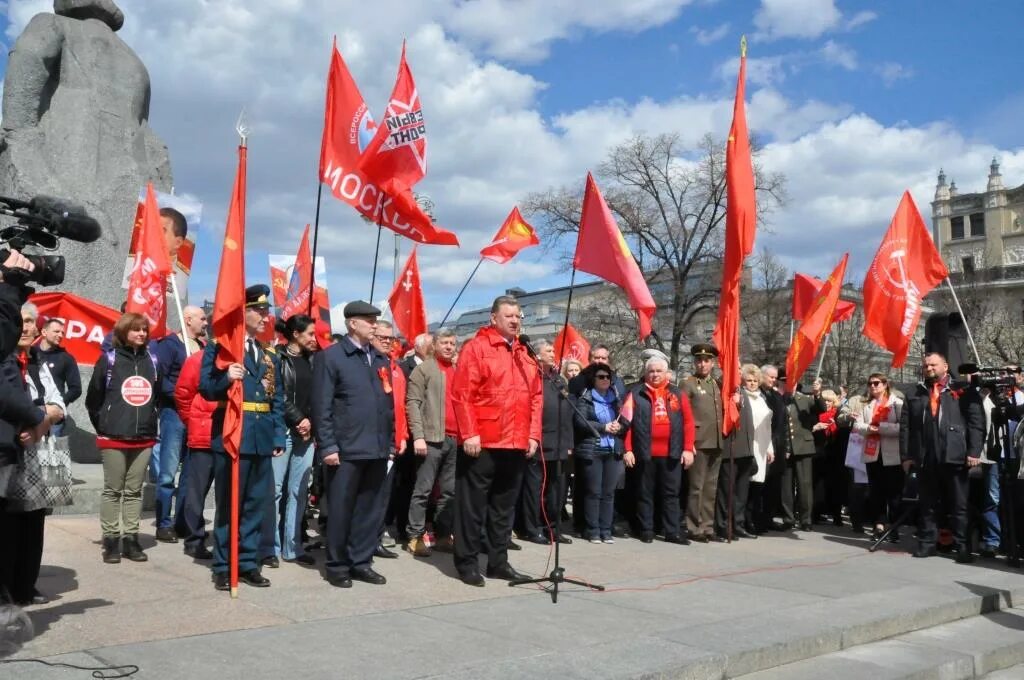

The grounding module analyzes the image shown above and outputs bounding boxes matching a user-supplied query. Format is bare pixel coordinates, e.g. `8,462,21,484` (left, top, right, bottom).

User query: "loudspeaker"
923,312,970,377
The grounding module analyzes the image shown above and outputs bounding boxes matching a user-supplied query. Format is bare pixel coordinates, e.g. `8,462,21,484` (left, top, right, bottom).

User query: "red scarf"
646,382,672,457
863,395,890,461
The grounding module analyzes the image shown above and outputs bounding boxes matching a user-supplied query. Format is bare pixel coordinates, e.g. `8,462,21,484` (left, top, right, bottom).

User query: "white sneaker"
589,538,602,544
381,531,396,548
602,537,615,544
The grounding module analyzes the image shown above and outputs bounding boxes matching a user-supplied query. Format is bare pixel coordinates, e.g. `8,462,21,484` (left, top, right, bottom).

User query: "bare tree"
523,133,785,369
741,247,791,366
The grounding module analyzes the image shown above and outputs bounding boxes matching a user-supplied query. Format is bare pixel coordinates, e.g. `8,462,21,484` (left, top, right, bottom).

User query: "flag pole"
438,257,484,328
369,218,384,302
814,333,830,380
169,269,191,358
944,278,982,365
307,183,324,317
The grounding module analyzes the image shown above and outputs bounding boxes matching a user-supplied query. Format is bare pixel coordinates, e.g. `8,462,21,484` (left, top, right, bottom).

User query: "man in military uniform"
200,284,286,591
779,370,817,531
681,343,723,542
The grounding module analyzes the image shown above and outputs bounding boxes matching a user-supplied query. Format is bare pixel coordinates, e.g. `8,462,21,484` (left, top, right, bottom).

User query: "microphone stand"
509,343,604,602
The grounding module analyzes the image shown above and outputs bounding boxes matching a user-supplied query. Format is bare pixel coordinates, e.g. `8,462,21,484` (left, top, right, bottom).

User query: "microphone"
518,333,538,359
29,195,102,243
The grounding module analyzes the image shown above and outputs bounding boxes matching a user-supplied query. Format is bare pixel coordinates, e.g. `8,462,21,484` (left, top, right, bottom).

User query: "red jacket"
390,358,408,451
174,351,218,450
451,326,542,449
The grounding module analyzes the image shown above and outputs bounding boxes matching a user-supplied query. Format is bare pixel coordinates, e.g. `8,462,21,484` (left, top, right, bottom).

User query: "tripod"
509,364,605,602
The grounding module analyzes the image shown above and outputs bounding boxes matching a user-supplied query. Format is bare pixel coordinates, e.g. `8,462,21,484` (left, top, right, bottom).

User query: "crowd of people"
2,260,1024,601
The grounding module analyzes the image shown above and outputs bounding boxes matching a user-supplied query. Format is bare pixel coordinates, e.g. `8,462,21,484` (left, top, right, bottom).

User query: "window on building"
950,215,965,240
970,212,985,237
962,256,975,276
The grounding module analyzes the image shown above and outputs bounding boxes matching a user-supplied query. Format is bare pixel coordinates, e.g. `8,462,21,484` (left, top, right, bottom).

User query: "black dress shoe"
640,532,654,543
285,554,316,566
460,572,485,587
711,534,728,543
155,527,179,543
507,540,522,551
29,591,50,606
328,576,353,588
523,533,550,545
664,534,691,545
261,556,280,569
239,570,271,587
213,573,231,591
351,567,387,585
185,545,213,560
800,523,813,532
557,535,573,545
733,527,757,539
955,549,975,564
374,544,399,559
692,534,709,543
913,545,937,558
486,564,526,581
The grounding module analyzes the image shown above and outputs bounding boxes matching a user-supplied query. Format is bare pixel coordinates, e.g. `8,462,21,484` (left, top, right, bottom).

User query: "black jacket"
540,370,574,461
277,344,313,430
900,380,985,467
573,387,625,459
627,383,687,461
762,388,787,458
311,336,394,460
85,345,160,440
35,344,82,405
0,281,42,466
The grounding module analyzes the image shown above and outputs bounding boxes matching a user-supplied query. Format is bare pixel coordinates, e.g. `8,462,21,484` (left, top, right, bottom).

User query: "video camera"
0,193,102,286
958,363,1022,425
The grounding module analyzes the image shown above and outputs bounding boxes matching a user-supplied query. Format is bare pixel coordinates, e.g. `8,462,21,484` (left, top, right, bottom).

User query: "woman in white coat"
852,373,903,540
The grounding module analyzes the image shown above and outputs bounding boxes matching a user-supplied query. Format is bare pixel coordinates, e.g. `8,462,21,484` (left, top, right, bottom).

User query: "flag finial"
740,35,747,58
235,108,250,147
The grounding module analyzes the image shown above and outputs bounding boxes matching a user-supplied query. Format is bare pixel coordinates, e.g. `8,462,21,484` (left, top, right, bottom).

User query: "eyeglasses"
868,380,884,386
595,374,611,380
375,336,395,343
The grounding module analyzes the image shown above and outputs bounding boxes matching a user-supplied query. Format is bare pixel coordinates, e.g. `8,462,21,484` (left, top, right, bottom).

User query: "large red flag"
124,183,173,337
553,323,590,368
862,191,949,367
792,273,856,322
280,225,313,321
319,40,457,246
388,246,427,344
480,207,539,264
211,145,247,462
358,42,426,193
574,173,656,339
30,292,121,364
785,254,849,391
712,38,756,436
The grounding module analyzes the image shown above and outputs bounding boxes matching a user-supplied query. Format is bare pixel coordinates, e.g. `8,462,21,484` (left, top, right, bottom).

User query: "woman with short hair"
86,312,160,564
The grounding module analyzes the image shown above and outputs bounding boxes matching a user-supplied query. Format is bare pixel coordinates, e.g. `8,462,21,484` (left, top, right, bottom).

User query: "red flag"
270,265,288,308
712,40,757,436
358,42,426,193
573,173,656,339
211,145,248,461
862,191,949,367
553,323,590,368
792,273,856,322
314,319,335,349
785,254,849,391
388,246,427,344
124,183,173,337
280,225,314,321
480,207,539,264
319,40,458,246
30,292,120,365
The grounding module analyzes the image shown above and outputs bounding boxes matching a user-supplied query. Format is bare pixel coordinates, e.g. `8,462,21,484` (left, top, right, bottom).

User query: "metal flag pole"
307,183,324,317
369,218,384,303
169,271,191,358
814,333,831,380
944,278,982,366
438,257,484,328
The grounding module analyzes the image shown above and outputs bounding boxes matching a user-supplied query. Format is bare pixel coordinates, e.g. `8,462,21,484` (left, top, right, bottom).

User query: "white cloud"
752,0,876,42
716,55,789,87
876,61,914,87
690,22,730,46
820,40,857,70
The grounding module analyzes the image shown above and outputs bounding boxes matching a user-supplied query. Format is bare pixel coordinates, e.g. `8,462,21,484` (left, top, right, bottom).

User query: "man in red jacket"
451,296,542,586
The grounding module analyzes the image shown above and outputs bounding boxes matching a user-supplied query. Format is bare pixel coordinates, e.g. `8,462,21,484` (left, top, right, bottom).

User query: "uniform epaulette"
264,346,277,354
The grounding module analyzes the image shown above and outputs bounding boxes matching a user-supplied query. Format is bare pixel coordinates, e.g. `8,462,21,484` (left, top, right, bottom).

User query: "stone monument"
0,0,173,310
0,0,173,470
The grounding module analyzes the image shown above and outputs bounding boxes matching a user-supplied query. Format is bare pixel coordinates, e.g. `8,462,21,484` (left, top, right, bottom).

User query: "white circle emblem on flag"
121,376,153,407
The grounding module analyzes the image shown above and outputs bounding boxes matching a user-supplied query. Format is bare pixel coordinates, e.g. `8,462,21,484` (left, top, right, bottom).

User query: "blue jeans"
981,463,1001,548
261,434,314,560
155,408,187,529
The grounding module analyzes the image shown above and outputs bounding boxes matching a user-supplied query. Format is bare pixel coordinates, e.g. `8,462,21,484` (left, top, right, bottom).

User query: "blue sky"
1,0,1021,332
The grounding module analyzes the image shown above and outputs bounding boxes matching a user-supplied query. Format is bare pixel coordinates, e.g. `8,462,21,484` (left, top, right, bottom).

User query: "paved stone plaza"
2,514,1022,679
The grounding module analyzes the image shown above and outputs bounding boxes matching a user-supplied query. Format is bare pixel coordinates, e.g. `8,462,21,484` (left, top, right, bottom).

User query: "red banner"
785,254,849,392
388,246,427,343
125,183,173,337
553,323,590,368
792,273,856,322
480,206,539,264
29,292,121,365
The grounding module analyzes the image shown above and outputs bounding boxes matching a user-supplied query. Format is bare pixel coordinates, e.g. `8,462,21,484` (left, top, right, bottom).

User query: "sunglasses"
868,380,885,386
595,374,611,380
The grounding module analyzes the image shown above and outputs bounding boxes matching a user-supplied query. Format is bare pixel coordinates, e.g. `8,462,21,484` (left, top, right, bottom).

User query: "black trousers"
517,453,567,539
324,457,388,580
813,454,845,521
780,455,814,525
866,460,903,527
918,462,968,549
453,448,526,577
384,446,416,541
181,448,216,551
0,505,45,603
636,456,682,538
715,456,755,535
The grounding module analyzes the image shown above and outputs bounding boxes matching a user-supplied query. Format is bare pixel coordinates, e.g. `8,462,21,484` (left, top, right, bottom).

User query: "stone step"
734,606,1024,680
981,661,1024,679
